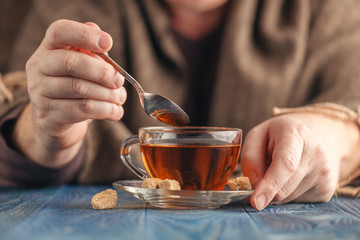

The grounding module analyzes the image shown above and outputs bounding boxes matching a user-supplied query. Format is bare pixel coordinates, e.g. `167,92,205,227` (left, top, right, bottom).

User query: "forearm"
0,104,85,187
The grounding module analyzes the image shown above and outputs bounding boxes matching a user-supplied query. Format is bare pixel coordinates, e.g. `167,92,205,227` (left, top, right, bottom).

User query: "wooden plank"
1,186,359,240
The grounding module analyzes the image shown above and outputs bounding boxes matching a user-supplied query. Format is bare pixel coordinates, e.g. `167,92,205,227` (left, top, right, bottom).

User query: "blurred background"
0,0,33,73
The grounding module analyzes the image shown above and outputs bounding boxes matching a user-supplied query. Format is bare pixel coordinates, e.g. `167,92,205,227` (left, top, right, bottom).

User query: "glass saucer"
112,180,254,209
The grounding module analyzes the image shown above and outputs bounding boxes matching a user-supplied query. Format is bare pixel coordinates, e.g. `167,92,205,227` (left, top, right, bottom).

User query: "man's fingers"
40,76,127,106
40,49,124,89
272,173,313,204
42,19,112,52
250,127,304,210
37,98,124,124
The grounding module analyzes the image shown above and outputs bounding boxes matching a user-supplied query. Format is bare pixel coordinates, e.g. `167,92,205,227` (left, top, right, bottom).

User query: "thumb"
43,19,112,52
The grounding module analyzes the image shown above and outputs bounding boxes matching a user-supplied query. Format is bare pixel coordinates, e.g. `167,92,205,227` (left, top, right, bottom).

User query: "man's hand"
12,20,127,168
241,112,360,210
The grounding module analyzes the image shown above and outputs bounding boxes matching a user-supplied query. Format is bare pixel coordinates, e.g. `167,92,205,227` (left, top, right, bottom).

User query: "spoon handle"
95,52,145,94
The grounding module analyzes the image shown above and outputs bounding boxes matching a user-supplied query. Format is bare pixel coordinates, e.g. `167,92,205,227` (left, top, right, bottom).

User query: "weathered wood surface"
1,185,359,240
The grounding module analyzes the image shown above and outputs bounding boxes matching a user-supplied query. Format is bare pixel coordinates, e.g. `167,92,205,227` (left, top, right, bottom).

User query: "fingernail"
255,194,266,210
114,73,123,88
97,34,110,50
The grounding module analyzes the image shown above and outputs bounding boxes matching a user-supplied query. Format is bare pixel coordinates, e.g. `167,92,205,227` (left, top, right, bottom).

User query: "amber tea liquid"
140,139,240,190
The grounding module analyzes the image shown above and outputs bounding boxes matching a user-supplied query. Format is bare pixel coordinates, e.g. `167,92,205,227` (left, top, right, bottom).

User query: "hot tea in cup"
120,127,242,191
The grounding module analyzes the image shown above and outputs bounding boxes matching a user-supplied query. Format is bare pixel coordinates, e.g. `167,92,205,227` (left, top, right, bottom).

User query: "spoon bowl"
96,52,190,126
142,92,190,126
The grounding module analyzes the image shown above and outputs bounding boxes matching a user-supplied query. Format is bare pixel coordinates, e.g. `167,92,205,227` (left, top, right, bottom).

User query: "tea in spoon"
96,52,190,126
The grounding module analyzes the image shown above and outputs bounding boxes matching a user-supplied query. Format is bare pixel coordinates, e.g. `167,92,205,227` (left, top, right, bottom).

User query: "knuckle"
32,96,51,119
274,188,288,202
109,89,119,103
28,75,49,98
60,52,79,74
320,165,332,180
315,184,335,202
72,78,90,96
27,77,38,94
294,122,310,139
110,104,123,120
25,57,36,72
266,177,282,196
26,56,42,80
119,87,127,104
287,122,310,148
279,150,299,174
110,103,117,116
313,145,327,162
315,150,332,180
313,165,337,202
109,103,116,116
97,64,112,84
45,20,66,45
79,28,91,46
111,87,127,105
79,99,95,113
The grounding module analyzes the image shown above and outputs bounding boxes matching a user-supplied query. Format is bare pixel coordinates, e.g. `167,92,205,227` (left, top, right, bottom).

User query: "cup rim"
139,126,242,133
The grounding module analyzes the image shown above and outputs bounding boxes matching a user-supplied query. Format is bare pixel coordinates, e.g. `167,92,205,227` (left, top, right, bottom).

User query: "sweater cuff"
273,102,360,197
273,102,360,126
0,104,85,187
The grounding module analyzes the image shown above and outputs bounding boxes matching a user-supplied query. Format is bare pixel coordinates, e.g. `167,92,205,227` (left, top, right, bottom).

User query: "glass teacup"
120,126,242,191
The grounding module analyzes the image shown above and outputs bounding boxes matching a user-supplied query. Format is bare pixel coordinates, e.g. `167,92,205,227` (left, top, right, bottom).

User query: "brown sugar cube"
228,176,252,191
142,178,162,189
91,189,117,210
158,179,181,190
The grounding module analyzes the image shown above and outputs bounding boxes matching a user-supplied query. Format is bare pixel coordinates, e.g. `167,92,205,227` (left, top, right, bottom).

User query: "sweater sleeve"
0,104,85,187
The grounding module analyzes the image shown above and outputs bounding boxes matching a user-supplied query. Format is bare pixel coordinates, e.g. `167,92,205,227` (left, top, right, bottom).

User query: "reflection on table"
1,185,359,240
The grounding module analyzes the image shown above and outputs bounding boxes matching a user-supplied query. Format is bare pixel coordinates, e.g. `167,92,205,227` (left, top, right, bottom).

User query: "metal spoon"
96,52,190,126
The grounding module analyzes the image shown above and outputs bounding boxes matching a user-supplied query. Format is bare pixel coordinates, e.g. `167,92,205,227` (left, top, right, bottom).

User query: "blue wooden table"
1,185,359,240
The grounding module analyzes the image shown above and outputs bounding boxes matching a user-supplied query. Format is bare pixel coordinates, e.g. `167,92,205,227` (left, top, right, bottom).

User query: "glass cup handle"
120,135,149,179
